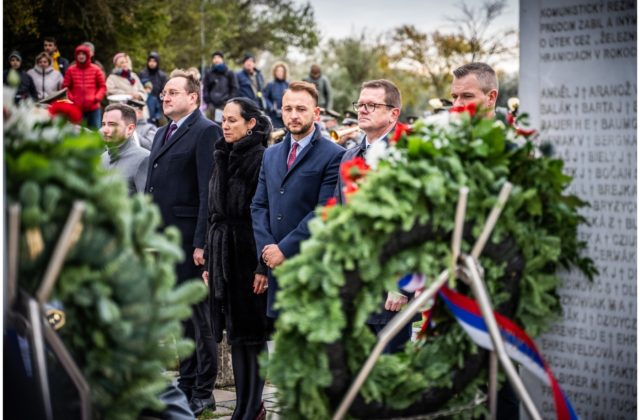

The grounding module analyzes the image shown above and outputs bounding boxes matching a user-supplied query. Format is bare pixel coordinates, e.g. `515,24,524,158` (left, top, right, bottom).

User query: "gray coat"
101,136,150,195
135,119,158,150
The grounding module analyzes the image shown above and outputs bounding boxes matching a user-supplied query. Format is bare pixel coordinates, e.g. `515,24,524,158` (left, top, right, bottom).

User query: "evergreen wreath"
264,104,596,419
5,104,207,419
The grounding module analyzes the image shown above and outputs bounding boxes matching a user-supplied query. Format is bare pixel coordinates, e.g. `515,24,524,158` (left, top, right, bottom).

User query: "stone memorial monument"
519,0,636,418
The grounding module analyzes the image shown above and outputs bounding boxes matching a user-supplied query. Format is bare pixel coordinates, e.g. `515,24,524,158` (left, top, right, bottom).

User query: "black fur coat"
206,133,269,344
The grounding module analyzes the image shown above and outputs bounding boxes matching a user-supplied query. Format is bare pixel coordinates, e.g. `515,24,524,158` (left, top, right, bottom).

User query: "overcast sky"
294,0,519,71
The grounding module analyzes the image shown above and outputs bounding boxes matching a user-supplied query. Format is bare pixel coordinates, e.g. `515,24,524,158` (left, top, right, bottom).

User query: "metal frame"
333,183,542,420
6,201,92,420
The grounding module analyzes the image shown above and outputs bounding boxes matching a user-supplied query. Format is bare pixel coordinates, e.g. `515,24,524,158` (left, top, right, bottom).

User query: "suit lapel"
151,111,199,161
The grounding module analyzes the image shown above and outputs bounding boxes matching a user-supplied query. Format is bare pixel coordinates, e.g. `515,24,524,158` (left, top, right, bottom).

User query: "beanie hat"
113,52,126,66
8,51,22,61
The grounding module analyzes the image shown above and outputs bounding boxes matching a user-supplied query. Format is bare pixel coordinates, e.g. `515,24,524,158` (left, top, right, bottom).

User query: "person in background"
3,50,37,104
262,61,289,128
303,64,332,111
27,52,63,101
203,97,271,420
202,51,238,123
127,98,157,151
43,36,70,76
100,103,149,195
336,116,362,150
139,51,167,125
106,52,147,107
236,54,265,110
145,69,220,416
81,42,105,74
62,44,106,129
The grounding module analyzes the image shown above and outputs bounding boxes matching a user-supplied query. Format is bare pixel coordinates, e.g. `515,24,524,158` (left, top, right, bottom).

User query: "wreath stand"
333,184,543,420
6,201,92,420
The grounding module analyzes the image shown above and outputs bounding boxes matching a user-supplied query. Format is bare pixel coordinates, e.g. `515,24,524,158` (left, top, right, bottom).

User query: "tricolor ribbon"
398,276,579,420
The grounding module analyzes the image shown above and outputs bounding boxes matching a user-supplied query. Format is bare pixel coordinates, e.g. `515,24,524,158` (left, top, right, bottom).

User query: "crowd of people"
5,37,503,419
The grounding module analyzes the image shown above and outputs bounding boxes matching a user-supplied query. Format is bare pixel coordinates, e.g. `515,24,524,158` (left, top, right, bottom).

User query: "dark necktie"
358,143,369,158
163,123,177,145
287,142,299,170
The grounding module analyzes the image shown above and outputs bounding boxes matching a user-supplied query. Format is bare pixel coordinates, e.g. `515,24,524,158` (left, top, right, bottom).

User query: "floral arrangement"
263,105,595,418
5,103,207,419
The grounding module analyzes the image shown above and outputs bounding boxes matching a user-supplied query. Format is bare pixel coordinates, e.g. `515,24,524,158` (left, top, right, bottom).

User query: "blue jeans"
147,95,162,122
83,108,102,130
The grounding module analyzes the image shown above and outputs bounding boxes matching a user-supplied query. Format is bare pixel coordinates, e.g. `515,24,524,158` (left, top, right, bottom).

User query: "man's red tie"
287,142,299,170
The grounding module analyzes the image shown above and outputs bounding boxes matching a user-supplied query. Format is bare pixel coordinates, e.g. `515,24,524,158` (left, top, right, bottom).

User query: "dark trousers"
82,108,101,130
368,321,412,354
231,342,267,420
178,298,218,401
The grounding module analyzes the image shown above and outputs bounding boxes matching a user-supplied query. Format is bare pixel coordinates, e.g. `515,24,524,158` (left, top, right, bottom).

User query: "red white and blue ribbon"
397,276,579,420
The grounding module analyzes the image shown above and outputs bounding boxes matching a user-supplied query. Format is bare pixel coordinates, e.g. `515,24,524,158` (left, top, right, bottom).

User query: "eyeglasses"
352,102,394,113
159,89,189,101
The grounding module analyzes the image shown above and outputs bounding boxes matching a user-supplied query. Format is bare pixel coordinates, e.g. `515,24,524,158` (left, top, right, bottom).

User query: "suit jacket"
251,123,345,317
334,132,412,324
145,109,220,282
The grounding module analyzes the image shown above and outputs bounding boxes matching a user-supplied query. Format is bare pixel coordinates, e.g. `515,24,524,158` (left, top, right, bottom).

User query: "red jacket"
63,45,106,112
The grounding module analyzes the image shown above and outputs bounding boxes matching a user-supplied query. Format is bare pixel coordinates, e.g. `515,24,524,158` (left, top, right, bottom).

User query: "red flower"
321,197,338,221
449,102,477,117
506,112,515,126
48,101,83,124
340,156,370,184
391,122,411,143
515,127,537,137
341,182,359,202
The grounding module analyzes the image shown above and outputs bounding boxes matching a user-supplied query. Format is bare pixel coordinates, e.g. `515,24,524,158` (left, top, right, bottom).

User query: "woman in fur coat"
202,97,271,420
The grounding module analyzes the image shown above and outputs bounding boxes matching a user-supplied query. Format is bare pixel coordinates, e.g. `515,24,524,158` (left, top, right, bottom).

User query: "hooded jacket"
203,62,238,108
63,45,106,112
138,52,167,98
27,65,63,100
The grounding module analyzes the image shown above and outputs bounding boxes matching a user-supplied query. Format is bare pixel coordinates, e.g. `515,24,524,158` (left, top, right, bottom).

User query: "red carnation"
449,102,477,117
321,197,338,221
339,156,370,184
506,112,515,126
516,127,537,137
48,101,83,124
391,122,411,143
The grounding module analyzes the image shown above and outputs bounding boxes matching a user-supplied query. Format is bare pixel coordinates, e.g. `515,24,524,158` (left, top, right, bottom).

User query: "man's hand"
385,291,408,312
253,274,268,294
261,244,285,269
202,270,209,286
193,248,205,266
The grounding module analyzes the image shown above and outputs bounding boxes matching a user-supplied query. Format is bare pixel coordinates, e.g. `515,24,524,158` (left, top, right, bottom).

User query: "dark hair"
43,37,57,45
104,103,137,126
285,81,319,106
169,68,201,106
453,62,498,93
361,79,402,109
226,97,272,145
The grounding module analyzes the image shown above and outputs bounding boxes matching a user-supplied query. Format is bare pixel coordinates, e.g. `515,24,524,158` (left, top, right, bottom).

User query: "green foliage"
5,106,207,419
4,0,318,72
265,110,595,418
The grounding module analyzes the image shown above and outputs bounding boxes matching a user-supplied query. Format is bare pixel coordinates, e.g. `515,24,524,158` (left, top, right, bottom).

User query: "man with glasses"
335,79,412,353
145,69,221,416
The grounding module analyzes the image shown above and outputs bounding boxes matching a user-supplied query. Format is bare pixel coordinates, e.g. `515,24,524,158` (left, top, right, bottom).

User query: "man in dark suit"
251,81,344,319
335,79,412,353
145,69,220,416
